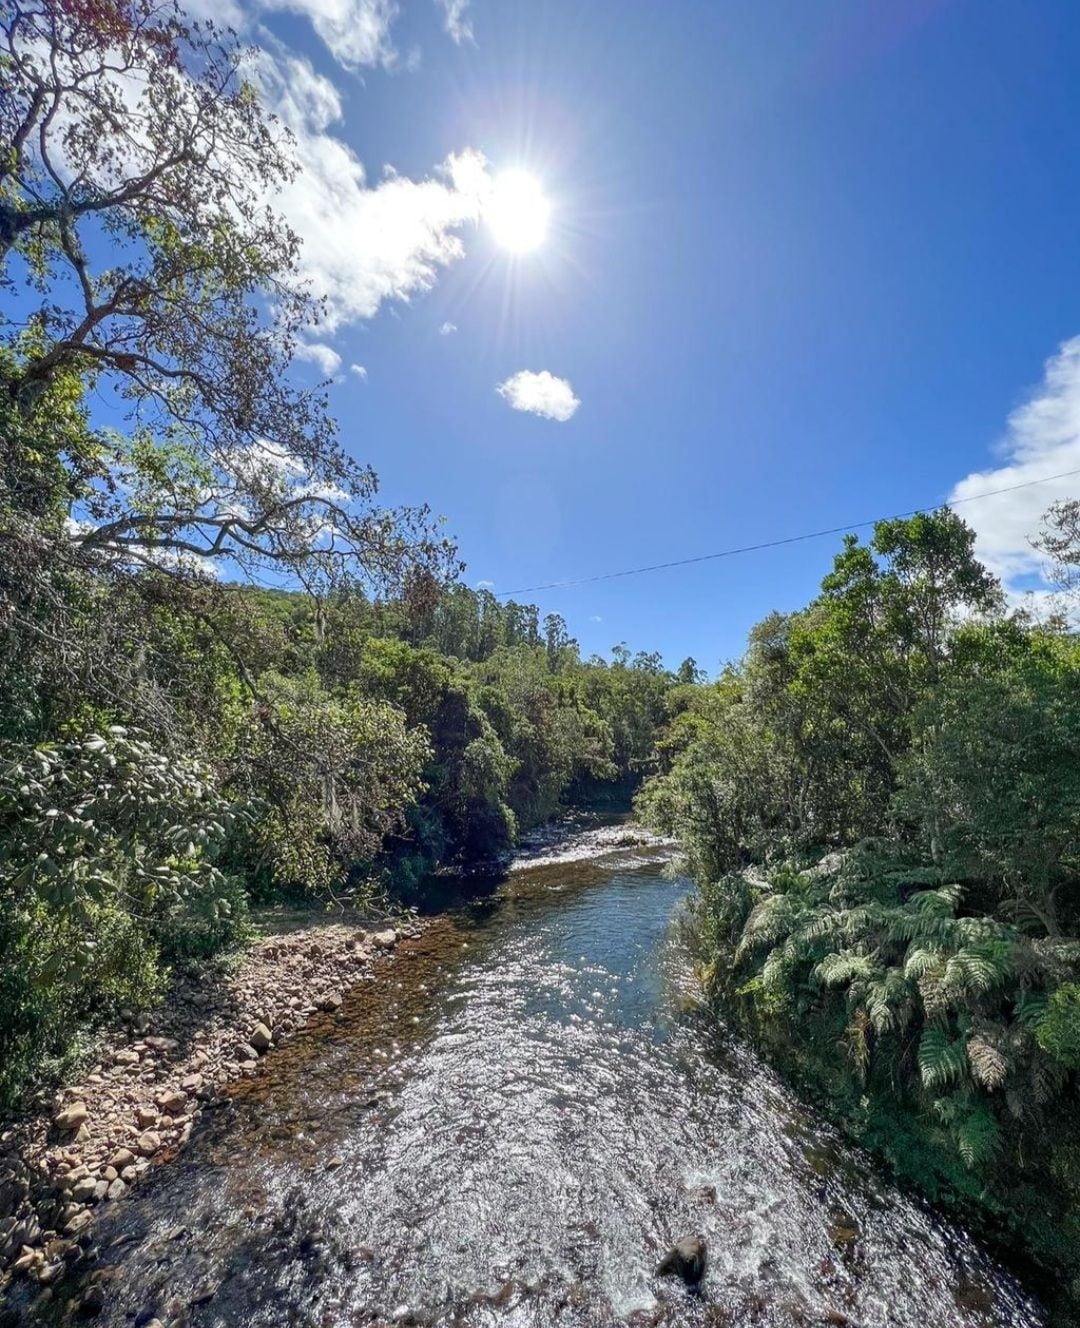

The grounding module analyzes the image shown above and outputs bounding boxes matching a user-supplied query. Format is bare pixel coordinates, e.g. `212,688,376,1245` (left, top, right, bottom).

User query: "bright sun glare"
485,170,551,253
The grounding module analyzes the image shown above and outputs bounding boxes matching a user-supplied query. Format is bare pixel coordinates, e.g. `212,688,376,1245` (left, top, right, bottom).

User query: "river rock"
64,1208,92,1236
249,1023,273,1052
108,1148,134,1171
235,1042,259,1063
372,929,397,949
12,1246,41,1273
155,1090,187,1116
136,1131,161,1157
135,1106,158,1129
656,1234,706,1285
316,993,342,1013
54,1102,88,1133
70,1176,98,1203
144,1036,179,1054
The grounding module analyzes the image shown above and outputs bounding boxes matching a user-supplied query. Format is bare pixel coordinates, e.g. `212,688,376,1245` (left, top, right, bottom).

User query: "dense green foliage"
0,0,682,1110
640,511,1080,1318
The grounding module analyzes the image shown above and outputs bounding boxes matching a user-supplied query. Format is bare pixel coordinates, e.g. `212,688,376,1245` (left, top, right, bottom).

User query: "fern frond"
904,946,944,980
918,1027,968,1090
861,968,911,1034
943,943,1011,999
814,950,876,988
955,1107,999,1168
1015,990,1049,1029
910,883,963,916
967,1034,1008,1090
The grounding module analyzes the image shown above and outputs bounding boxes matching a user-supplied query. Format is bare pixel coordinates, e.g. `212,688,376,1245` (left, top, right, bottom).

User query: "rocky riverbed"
0,917,423,1313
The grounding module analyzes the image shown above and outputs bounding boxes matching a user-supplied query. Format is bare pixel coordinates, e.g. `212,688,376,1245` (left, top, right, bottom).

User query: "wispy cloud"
589,615,603,623
294,340,342,376
350,363,369,380
436,0,473,44
258,0,401,71
476,578,494,589
950,336,1080,593
252,53,491,331
496,370,580,423
439,321,458,336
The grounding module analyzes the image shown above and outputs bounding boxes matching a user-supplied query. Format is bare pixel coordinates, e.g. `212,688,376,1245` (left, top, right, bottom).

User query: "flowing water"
51,824,1043,1327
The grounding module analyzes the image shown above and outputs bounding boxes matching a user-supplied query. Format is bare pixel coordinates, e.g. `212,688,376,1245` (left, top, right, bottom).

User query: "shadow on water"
19,823,1045,1328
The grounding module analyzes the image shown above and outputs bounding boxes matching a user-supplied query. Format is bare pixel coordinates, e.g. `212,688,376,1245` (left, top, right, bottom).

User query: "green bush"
0,900,163,1111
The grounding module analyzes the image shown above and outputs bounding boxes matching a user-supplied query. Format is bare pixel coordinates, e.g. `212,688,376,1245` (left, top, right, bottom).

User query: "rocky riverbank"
0,917,423,1311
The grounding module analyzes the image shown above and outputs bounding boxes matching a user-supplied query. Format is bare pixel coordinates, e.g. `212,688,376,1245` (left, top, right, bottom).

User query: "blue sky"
196,0,1080,670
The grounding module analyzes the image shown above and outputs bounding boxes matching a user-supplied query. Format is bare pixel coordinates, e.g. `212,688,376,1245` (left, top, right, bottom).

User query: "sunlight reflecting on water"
50,830,1043,1327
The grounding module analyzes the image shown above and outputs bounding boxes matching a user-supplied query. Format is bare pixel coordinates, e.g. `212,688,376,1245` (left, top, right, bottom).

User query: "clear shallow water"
52,833,1043,1327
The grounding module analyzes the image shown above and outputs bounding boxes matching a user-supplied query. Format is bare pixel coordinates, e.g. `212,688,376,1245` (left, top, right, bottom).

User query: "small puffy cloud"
949,336,1080,592
476,579,494,589
496,370,580,423
436,0,473,44
589,615,603,623
350,363,368,380
258,0,401,71
294,340,342,376
439,321,458,336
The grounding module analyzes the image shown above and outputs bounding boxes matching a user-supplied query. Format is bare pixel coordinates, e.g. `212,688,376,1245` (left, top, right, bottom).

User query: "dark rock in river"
656,1234,706,1284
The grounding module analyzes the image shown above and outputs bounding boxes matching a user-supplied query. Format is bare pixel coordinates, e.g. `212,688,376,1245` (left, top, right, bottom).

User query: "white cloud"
589,615,603,623
179,0,246,27
294,340,342,376
496,370,580,422
350,363,368,380
949,336,1080,590
439,321,458,336
436,0,473,44
476,579,494,589
253,53,491,330
258,0,400,71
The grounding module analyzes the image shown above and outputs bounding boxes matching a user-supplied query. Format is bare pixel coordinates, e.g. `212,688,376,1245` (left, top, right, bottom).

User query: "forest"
0,0,688,1110
640,507,1080,1321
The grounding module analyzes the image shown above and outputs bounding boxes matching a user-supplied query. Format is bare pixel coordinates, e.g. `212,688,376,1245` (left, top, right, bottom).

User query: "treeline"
0,0,689,1110
0,554,682,1108
639,509,1080,1319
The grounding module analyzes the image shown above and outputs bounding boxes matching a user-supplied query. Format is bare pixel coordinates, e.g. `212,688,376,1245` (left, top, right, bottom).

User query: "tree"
1034,498,1080,614
1,0,455,591
896,624,1080,936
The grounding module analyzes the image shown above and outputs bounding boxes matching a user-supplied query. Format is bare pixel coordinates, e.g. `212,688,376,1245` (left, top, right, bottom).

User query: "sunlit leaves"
0,725,244,973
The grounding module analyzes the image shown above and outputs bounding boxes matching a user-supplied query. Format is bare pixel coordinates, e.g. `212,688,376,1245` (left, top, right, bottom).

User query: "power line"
494,467,1080,599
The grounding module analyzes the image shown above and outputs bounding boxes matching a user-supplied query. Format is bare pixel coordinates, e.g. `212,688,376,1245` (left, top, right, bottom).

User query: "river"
51,822,1043,1327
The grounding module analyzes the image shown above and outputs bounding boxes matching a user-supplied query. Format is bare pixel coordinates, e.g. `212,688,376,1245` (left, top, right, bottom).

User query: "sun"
485,170,551,253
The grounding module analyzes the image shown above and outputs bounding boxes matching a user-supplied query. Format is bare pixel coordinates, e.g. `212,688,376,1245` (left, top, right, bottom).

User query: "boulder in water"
655,1234,706,1284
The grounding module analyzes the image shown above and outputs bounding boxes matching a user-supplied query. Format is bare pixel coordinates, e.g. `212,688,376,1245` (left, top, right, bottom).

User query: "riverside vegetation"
2,0,1080,1321
639,507,1080,1323
0,0,688,1114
